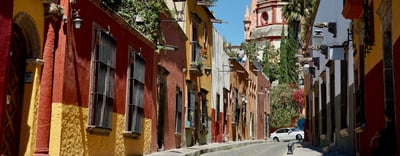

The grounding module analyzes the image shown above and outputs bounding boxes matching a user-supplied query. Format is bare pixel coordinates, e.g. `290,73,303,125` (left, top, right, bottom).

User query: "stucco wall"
364,0,383,74
13,0,43,53
50,103,152,155
19,64,41,155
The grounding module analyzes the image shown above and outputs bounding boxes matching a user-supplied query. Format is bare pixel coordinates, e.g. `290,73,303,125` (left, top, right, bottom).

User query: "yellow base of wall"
49,103,152,155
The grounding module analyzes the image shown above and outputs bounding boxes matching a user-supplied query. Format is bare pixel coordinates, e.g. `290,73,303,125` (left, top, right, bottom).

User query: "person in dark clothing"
370,109,397,156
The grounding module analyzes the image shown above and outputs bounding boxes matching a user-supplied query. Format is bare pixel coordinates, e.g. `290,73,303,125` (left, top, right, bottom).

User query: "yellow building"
180,0,219,146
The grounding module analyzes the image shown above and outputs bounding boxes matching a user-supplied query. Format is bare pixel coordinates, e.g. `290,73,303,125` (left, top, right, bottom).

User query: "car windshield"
291,128,300,131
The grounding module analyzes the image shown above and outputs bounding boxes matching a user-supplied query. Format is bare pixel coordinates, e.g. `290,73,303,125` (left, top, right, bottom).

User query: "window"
330,71,335,141
234,89,240,123
125,51,146,135
88,30,116,133
216,93,220,122
201,97,208,128
341,59,348,128
191,13,202,64
175,89,183,133
191,26,200,63
321,82,327,134
186,91,195,127
261,12,268,25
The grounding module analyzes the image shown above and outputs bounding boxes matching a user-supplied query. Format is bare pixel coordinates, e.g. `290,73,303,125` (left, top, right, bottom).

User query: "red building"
154,13,187,150
44,0,158,155
254,67,270,140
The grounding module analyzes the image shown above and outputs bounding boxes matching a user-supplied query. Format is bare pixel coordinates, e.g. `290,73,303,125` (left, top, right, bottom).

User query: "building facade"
155,12,188,151
179,0,218,146
303,0,400,155
306,0,354,154
211,29,230,143
342,0,400,155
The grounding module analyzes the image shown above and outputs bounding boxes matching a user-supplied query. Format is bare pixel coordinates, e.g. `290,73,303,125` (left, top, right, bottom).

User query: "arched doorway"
2,24,27,156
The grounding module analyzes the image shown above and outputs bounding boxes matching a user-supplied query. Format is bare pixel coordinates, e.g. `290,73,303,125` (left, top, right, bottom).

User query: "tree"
241,40,259,61
279,27,298,84
262,41,279,83
282,0,318,47
102,0,166,42
269,84,303,129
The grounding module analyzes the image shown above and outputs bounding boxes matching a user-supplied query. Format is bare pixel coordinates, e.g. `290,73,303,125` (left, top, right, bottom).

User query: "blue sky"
211,0,250,46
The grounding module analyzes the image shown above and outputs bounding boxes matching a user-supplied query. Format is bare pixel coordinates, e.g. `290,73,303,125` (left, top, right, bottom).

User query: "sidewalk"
145,140,267,156
285,142,348,156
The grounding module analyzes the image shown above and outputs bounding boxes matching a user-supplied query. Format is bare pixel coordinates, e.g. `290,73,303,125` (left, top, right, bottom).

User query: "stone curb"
146,140,268,156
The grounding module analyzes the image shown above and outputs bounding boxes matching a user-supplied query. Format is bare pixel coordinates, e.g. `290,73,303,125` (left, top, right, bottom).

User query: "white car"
270,128,304,142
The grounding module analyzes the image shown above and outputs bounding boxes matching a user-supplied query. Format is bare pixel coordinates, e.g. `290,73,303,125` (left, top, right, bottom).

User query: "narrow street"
202,141,288,156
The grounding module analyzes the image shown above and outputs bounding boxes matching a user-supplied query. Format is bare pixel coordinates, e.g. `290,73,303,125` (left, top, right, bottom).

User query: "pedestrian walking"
370,109,397,156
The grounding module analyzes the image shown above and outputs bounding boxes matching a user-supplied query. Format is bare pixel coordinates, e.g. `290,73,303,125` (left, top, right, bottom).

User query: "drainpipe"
35,3,61,155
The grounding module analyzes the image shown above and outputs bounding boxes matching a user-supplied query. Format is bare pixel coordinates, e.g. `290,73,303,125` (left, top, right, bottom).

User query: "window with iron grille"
175,89,182,133
88,30,116,133
125,50,145,135
186,91,195,127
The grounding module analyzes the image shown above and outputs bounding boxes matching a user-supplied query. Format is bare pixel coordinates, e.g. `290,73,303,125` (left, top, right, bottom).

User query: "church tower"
243,0,288,60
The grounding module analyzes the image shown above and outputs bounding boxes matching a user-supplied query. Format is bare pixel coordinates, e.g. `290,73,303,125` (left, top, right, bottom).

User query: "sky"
210,0,251,46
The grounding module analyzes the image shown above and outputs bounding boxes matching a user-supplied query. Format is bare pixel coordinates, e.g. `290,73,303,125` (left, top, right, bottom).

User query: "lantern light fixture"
72,10,83,29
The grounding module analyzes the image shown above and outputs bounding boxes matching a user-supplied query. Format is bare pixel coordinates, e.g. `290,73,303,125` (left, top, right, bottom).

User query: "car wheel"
273,137,279,142
296,134,302,140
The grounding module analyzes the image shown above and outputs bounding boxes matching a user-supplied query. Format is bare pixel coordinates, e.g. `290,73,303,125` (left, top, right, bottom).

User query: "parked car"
270,127,304,142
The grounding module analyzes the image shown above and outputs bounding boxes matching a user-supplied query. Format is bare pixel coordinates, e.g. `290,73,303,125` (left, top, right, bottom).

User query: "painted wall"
393,1,400,153
245,65,257,140
256,72,269,140
157,13,187,150
13,0,44,49
392,0,400,155
50,104,152,155
211,29,230,143
50,0,156,155
229,59,249,141
393,38,400,156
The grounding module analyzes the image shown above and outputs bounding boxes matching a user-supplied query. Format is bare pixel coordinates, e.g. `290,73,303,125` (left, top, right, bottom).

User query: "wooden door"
2,25,26,156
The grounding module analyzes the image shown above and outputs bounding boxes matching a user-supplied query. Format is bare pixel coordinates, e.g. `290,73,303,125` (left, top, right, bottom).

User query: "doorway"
2,24,27,156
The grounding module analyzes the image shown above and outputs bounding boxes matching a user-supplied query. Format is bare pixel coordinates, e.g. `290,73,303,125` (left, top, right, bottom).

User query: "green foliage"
241,40,259,60
102,0,166,43
282,0,317,44
269,84,303,129
223,41,236,57
279,26,298,85
262,41,279,83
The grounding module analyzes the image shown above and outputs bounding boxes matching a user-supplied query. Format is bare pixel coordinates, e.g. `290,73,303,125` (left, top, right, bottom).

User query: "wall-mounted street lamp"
313,30,324,46
314,22,336,38
204,67,212,76
172,0,186,22
72,10,83,29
